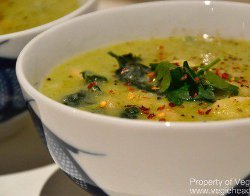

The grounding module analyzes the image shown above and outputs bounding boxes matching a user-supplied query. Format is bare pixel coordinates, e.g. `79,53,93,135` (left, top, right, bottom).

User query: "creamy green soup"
40,36,250,122
0,0,81,35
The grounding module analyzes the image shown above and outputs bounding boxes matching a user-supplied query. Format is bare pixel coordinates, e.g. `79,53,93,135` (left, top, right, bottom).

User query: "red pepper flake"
169,102,176,107
87,81,97,89
205,109,212,115
143,111,149,115
232,66,240,70
147,113,156,119
215,68,220,76
157,105,165,111
128,87,135,92
174,62,180,67
139,105,150,112
221,73,229,80
124,82,131,86
109,90,115,94
159,52,164,60
194,77,200,83
159,118,166,122
198,109,205,115
157,45,165,60
147,72,156,82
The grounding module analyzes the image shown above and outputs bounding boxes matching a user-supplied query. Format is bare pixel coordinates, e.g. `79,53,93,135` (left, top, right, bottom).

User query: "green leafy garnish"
62,90,95,107
121,106,139,119
183,61,199,83
167,84,192,106
110,52,239,106
152,61,175,93
109,52,153,92
197,58,221,76
81,71,108,83
204,71,238,95
108,52,141,68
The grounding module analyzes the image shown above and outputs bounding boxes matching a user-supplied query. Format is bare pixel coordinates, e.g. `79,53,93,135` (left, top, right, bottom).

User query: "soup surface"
0,0,80,35
40,36,250,122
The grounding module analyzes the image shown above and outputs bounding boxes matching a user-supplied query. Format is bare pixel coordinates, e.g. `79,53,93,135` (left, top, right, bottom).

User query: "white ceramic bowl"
17,1,250,195
0,0,98,136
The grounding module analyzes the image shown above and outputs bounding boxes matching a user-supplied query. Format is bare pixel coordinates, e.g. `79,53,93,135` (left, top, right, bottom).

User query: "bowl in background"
17,1,250,195
0,0,98,137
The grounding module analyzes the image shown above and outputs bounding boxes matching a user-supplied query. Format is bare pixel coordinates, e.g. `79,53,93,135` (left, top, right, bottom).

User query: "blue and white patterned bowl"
0,0,98,136
17,1,250,195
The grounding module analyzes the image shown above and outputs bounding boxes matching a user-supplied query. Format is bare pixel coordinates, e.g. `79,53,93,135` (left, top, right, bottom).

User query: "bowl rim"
16,0,250,129
0,0,97,40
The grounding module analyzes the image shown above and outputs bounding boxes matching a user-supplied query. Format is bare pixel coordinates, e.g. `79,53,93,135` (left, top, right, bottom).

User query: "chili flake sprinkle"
139,105,150,112
87,81,97,89
205,109,212,115
198,109,205,115
147,113,156,119
169,102,176,107
157,105,165,111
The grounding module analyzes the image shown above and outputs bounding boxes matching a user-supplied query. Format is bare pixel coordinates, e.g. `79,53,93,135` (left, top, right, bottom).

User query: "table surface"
0,0,249,196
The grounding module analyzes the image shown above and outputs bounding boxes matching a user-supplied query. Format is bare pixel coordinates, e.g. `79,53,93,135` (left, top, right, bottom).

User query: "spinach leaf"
108,52,141,68
204,71,239,95
121,106,140,119
110,52,153,92
82,71,108,83
62,90,95,107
